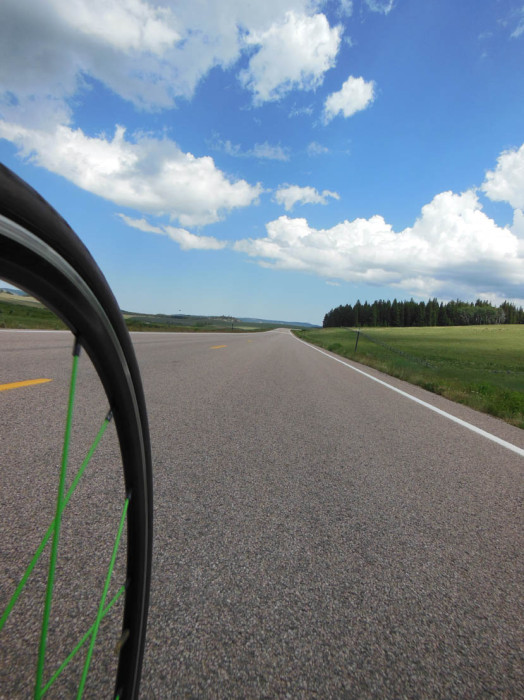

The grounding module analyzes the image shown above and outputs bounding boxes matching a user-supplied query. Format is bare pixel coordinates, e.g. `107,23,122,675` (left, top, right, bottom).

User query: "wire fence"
350,328,524,375
350,328,436,368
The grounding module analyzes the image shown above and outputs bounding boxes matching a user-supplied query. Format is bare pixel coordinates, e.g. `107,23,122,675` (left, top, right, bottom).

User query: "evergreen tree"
322,297,523,328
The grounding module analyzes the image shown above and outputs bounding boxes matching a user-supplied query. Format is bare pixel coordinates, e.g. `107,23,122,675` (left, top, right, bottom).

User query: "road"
1,329,523,698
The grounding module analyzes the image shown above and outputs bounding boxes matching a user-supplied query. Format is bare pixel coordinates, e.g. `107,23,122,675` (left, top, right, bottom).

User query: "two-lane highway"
1,328,522,697
131,329,522,698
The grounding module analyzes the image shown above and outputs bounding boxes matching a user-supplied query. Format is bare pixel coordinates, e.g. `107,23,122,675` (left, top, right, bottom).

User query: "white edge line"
293,334,524,458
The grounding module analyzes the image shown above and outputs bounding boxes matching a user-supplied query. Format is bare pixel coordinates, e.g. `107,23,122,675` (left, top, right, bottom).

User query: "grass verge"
0,299,66,329
294,326,524,430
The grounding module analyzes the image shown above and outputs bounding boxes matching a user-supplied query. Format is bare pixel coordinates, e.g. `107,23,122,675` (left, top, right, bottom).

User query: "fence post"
354,329,360,352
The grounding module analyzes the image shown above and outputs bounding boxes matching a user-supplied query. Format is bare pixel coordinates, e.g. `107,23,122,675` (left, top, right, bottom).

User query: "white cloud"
164,226,227,250
323,75,375,122
235,189,524,298
482,143,524,209
239,11,342,103
117,215,163,234
119,214,226,250
364,0,395,14
0,0,182,114
0,121,262,226
0,0,340,120
48,0,180,55
275,185,340,210
512,207,524,237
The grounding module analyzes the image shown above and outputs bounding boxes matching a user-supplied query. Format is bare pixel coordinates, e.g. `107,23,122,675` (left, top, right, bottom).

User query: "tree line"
323,298,524,328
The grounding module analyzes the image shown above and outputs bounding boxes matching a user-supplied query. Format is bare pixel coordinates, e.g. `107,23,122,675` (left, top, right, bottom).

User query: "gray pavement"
1,329,523,698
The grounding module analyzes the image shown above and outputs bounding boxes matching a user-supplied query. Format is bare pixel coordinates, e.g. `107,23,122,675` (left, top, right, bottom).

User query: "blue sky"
1,0,523,324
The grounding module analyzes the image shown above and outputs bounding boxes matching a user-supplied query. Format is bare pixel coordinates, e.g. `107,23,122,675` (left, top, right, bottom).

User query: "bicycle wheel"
0,164,153,698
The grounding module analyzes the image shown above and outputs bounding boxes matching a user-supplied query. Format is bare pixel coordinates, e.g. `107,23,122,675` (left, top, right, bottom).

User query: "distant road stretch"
2,329,523,698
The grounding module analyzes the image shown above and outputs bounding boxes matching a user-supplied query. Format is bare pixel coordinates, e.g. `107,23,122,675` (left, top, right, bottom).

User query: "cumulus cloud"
235,189,524,298
119,214,227,250
275,185,340,210
49,0,180,55
0,121,262,226
323,75,375,122
0,0,181,114
0,0,342,120
239,11,342,103
481,143,524,209
512,207,524,237
0,1,343,219
118,141,524,303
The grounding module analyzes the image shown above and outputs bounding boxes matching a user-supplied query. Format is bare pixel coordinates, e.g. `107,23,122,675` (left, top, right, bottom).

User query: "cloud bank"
0,0,346,227
115,140,524,304
235,175,524,300
1,1,520,307
0,0,345,118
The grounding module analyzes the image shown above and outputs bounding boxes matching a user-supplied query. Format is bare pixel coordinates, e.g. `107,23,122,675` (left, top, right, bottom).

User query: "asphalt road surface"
1,329,523,698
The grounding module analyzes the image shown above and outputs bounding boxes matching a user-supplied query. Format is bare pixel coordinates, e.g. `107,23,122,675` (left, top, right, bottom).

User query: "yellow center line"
210,345,227,349
0,378,53,392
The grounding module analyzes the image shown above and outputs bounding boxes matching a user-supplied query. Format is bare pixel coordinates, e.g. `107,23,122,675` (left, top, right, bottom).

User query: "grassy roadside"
124,318,270,332
0,299,67,329
294,326,524,429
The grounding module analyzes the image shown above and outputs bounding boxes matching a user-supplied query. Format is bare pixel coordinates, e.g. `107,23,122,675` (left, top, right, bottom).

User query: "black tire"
0,163,152,699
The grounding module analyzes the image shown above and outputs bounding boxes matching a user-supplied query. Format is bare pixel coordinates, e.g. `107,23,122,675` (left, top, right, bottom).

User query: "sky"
1,0,524,325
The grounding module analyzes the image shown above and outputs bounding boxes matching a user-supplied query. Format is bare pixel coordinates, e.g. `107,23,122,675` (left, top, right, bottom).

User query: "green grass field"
124,317,271,332
295,326,524,429
0,299,66,329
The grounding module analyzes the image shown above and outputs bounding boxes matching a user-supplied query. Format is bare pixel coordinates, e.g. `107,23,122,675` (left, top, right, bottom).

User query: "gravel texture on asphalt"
134,330,523,699
1,329,523,698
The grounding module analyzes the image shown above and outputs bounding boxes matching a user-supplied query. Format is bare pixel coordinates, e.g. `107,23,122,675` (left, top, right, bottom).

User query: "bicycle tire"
0,163,153,699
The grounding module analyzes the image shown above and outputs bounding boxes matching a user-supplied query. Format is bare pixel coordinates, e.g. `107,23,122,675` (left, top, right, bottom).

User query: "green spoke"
77,496,130,699
35,339,81,698
40,585,126,696
0,411,113,633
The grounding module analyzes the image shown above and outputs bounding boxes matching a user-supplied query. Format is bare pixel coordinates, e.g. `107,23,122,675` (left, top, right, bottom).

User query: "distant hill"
0,287,29,296
0,291,319,331
123,311,318,331
238,317,318,328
